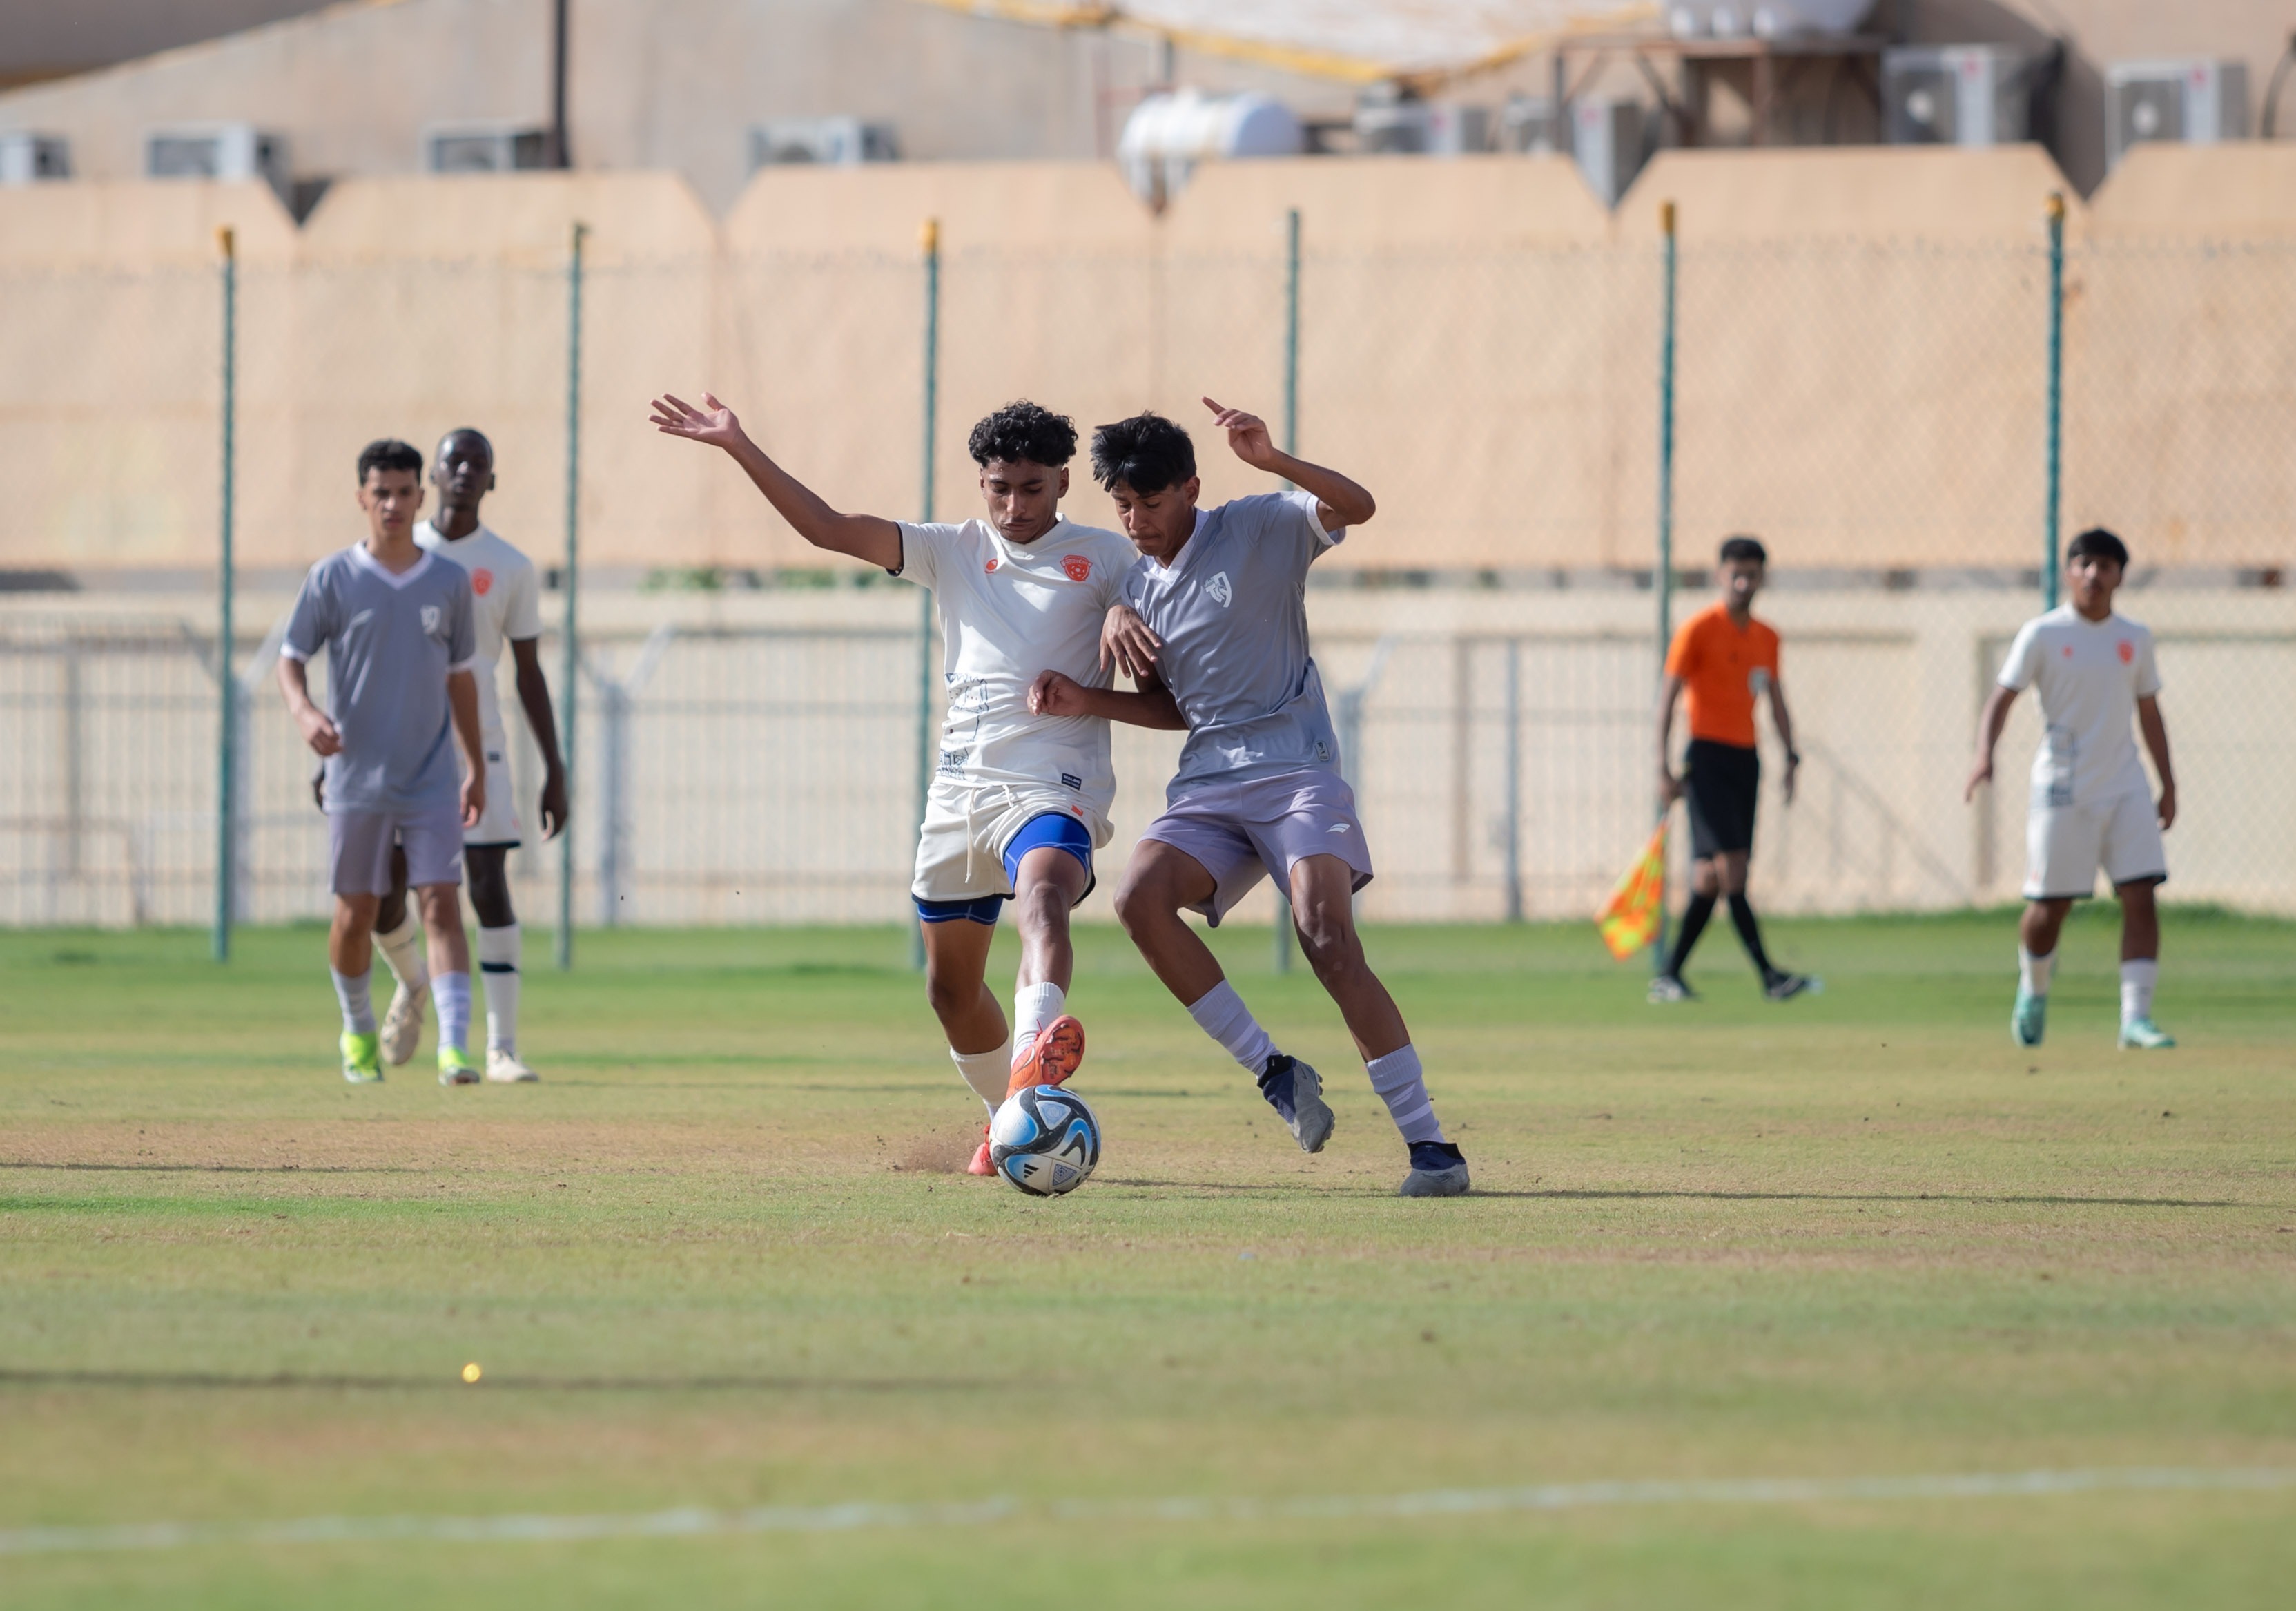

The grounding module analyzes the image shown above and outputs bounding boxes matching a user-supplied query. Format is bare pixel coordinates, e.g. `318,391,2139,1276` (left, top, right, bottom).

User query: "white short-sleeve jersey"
416,521,544,740
892,514,1140,822
1996,605,2163,808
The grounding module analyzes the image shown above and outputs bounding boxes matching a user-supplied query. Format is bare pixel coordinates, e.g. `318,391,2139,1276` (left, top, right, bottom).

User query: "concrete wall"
3,144,2294,584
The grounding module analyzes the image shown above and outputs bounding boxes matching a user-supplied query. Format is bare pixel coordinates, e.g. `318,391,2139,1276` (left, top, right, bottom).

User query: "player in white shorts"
649,392,1138,1175
1967,528,2178,1050
365,430,570,1083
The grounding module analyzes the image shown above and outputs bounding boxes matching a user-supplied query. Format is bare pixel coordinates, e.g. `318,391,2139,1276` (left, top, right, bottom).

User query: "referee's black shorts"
1683,737,1760,860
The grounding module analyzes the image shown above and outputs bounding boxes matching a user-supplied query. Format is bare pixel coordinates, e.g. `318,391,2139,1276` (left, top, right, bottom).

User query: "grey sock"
331,968,377,1036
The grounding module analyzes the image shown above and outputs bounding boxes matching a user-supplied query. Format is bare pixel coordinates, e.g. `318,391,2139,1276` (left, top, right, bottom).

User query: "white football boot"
485,1047,540,1083
379,981,427,1066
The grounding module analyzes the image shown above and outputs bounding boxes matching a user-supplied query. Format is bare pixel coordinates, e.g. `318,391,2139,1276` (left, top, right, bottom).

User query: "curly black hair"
356,438,423,485
966,400,1078,467
1089,412,1196,495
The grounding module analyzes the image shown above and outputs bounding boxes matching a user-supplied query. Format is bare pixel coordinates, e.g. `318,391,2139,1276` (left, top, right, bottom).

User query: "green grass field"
3,907,2293,1608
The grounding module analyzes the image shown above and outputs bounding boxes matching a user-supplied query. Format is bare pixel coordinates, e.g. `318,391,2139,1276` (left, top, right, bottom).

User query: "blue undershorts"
913,811,1095,925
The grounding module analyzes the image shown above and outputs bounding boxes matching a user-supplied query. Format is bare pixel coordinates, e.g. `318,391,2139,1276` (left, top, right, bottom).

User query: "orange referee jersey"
1666,602,1779,749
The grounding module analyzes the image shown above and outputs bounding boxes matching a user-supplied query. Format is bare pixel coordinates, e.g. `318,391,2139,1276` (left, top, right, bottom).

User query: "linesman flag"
1595,822,1668,960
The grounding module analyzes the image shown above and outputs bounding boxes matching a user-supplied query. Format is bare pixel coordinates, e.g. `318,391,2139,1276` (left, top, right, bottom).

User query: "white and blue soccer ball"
989,1085,1101,1197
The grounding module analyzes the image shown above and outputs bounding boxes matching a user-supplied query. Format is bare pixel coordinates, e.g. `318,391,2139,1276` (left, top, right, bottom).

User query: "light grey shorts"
329,801,465,896
1140,767,1373,927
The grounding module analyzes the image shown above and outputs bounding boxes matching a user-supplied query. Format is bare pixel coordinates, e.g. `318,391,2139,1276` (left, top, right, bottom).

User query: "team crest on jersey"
1205,570,1233,608
2117,640,2134,664
985,557,1000,573
420,605,442,635
472,568,494,596
1062,554,1091,582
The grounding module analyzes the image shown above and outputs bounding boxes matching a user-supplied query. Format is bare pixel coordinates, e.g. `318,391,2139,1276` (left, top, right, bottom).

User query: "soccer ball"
989,1085,1101,1197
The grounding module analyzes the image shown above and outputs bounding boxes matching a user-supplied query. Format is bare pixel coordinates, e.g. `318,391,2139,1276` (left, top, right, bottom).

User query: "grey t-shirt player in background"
282,543,478,814
1026,398,1470,1199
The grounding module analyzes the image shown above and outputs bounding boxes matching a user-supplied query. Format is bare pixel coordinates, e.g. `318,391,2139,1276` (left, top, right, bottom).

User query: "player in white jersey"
366,430,570,1083
649,392,1138,1175
1967,528,2178,1050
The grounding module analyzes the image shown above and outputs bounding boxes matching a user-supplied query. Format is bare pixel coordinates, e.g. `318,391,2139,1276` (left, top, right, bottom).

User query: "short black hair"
1718,534,1767,566
2068,527,2129,568
1091,412,1196,494
357,438,423,485
967,401,1076,468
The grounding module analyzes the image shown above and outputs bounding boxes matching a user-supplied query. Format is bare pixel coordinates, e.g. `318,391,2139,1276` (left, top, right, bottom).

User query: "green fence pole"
556,221,585,972
2043,191,2065,612
212,227,238,963
1273,206,1301,976
912,218,942,974
1652,199,1679,976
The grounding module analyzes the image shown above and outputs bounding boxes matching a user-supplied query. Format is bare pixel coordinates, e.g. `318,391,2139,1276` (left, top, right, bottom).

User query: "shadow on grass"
1512,1188,2251,1208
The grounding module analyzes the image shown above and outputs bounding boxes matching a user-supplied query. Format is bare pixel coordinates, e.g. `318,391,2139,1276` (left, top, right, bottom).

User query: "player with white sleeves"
1967,528,2178,1050
648,392,1140,1175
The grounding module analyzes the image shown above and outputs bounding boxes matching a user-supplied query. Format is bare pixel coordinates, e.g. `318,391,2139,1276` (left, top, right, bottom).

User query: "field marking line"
3,1467,2291,1556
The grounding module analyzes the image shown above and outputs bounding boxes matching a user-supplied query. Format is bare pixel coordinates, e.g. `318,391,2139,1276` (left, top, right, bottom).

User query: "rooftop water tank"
1118,90,1304,206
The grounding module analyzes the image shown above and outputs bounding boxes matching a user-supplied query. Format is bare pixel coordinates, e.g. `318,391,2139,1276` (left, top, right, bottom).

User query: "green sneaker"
340,1031,383,1084
437,1045,482,1086
2012,987,2047,1048
2119,1017,2175,1050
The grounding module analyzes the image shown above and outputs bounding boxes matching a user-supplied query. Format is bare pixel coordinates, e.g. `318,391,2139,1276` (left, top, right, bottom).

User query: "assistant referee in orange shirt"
1651,535,1817,1003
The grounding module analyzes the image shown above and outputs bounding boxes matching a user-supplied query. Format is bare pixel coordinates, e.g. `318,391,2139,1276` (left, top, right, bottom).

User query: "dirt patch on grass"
893,1121,983,1175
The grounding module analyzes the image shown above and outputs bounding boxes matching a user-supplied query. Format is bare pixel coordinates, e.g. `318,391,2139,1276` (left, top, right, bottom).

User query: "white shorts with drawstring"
910,779,1111,905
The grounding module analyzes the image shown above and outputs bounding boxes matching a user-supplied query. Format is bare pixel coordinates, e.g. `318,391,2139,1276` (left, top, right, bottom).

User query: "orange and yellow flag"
1595,822,1668,961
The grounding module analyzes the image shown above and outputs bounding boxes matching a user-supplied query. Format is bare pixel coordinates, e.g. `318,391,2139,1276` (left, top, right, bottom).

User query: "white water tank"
1118,90,1303,205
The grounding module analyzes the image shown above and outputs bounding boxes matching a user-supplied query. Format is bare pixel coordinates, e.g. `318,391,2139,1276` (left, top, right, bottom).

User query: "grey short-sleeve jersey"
282,545,477,814
1120,490,1345,797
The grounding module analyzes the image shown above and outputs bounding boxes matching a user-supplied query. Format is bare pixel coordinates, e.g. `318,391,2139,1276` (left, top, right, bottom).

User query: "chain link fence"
3,217,2293,930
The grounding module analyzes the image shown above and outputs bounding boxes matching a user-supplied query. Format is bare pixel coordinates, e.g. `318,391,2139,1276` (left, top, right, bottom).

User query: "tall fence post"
913,218,942,973
2043,191,2065,612
212,226,237,963
556,220,585,971
1652,198,1679,975
1503,637,1523,923
1274,205,1301,974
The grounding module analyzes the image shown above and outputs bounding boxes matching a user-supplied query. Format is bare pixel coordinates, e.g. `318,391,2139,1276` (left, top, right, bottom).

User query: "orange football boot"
968,1123,995,1177
1006,1014,1085,1097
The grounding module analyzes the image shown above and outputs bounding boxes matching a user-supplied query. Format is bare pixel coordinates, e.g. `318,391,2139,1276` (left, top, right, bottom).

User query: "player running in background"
1029,401,1469,1199
275,439,488,1084
361,429,568,1083
1649,536,1816,1003
649,392,1138,1174
1965,528,2177,1050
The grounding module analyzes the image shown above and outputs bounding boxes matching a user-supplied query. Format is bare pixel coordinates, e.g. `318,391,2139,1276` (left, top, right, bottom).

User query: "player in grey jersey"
1030,401,1468,1197
277,439,489,1086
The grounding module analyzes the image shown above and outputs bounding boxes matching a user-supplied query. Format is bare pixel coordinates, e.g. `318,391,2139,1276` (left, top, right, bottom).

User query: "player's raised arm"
649,392,902,570
1201,397,1374,532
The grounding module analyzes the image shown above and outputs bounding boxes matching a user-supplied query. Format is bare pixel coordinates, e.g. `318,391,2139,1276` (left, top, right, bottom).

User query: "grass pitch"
3,908,2293,1608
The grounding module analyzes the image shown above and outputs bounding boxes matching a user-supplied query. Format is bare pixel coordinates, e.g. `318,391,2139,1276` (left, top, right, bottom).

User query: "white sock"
479,923,521,1054
331,968,376,1036
375,911,429,992
951,1039,1013,1115
2018,947,2054,997
1185,980,1276,1075
431,971,472,1055
1011,981,1065,1065
2121,958,2158,1026
1365,1043,1446,1144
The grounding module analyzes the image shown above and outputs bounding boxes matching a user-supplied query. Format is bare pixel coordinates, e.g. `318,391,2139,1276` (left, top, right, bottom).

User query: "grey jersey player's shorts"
1139,767,1372,927
329,800,466,896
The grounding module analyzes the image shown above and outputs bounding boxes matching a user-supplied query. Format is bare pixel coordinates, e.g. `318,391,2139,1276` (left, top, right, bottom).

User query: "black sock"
1727,892,1778,978
1666,893,1717,978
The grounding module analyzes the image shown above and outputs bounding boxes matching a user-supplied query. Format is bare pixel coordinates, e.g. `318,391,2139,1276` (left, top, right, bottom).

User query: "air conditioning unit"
1883,46,2043,146
1572,97,1647,206
146,124,286,191
427,126,549,173
1354,99,1490,155
2106,59,2248,169
748,117,898,169
1500,96,1567,155
0,131,69,183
